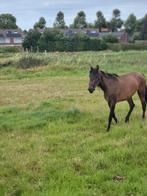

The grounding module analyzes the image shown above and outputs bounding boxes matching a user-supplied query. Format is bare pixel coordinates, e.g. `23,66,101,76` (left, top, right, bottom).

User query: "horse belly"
117,83,138,102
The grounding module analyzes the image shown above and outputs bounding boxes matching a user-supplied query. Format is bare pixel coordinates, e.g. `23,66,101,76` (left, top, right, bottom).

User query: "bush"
38,39,107,52
132,32,142,41
102,34,119,43
0,46,22,53
86,39,107,51
17,54,48,69
108,43,147,51
0,60,12,68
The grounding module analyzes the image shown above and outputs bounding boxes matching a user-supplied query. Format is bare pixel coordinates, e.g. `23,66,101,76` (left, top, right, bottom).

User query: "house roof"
29,28,127,40
0,29,23,38
98,32,126,39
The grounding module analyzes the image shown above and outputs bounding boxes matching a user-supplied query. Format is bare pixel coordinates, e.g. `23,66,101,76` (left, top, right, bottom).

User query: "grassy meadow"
1,51,147,195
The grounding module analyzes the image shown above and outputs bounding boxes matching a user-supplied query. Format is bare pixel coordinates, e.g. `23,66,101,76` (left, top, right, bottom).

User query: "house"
36,27,128,42
61,28,99,38
0,29,23,45
60,28,128,42
98,32,128,42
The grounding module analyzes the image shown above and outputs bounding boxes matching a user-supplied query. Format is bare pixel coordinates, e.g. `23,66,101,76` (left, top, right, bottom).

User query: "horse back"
119,72,146,86
116,72,146,101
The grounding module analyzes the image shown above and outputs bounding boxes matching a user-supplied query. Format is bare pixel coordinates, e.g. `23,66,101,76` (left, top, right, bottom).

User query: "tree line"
0,10,147,39
32,9,147,39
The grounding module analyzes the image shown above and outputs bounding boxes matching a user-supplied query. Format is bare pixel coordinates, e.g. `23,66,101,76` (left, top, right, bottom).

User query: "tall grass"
1,51,147,80
17,54,48,69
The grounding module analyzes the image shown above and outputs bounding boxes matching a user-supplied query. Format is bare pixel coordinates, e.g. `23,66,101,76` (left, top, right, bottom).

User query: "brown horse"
88,65,147,131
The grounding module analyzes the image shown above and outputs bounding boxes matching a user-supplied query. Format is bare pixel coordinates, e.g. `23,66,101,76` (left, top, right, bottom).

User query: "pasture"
1,51,147,195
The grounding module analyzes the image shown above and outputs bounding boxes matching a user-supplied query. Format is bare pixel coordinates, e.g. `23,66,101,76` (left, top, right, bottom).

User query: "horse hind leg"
138,89,146,119
125,98,135,123
112,112,118,124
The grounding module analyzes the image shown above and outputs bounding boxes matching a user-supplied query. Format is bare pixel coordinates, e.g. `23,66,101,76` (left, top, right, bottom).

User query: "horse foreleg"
107,102,116,131
113,113,118,124
108,103,118,123
125,98,135,123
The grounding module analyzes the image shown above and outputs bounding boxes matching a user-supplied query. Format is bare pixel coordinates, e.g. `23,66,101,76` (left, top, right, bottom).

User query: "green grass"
1,51,147,195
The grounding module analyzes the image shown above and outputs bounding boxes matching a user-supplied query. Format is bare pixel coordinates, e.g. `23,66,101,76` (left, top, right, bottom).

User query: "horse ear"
96,65,99,71
90,66,93,71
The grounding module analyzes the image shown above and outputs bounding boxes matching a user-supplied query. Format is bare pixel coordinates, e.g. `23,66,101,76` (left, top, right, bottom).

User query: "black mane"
101,71,119,80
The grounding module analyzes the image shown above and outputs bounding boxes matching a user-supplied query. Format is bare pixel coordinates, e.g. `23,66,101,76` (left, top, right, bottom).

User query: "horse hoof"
116,119,119,124
125,118,129,123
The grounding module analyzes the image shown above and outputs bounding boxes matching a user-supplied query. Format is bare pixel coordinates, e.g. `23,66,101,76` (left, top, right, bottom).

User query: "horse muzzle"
88,88,95,93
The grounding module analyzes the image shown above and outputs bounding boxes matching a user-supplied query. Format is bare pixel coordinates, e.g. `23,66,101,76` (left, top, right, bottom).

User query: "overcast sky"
0,0,147,30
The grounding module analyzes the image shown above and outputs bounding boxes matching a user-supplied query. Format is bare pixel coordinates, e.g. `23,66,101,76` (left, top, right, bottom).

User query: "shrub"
17,54,48,69
0,46,22,53
0,60,12,68
132,32,142,41
38,39,107,52
107,43,122,51
102,34,119,43
108,43,147,51
87,39,107,51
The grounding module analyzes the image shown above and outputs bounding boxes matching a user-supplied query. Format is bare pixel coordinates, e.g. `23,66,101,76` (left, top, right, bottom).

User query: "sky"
0,0,147,30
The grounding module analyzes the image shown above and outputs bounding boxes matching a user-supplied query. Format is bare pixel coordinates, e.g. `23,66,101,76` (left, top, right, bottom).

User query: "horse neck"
99,71,108,92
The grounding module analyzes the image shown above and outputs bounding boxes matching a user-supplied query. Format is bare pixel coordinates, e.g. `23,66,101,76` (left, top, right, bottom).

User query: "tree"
87,23,95,28
34,17,46,29
53,11,66,28
72,11,87,28
110,9,123,32
95,11,106,32
124,14,137,35
133,14,147,40
0,14,18,29
38,29,65,51
141,14,147,40
113,9,121,18
135,18,143,32
23,29,41,51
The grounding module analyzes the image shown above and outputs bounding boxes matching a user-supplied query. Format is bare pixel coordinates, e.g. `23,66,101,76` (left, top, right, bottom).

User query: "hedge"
0,45,23,53
108,43,147,51
38,39,107,52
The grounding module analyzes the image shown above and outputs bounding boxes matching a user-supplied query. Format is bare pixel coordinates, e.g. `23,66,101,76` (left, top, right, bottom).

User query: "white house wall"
5,38,11,44
14,37,22,43
0,37,5,44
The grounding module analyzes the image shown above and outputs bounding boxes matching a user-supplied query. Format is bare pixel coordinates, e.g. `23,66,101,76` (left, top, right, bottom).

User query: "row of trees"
34,9,123,32
23,29,108,52
0,10,147,40
33,10,147,37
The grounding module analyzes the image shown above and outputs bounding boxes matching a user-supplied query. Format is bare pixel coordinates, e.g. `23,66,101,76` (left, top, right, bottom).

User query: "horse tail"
145,85,147,103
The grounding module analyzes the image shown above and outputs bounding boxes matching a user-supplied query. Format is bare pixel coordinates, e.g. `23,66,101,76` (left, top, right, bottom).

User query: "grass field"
1,51,147,195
